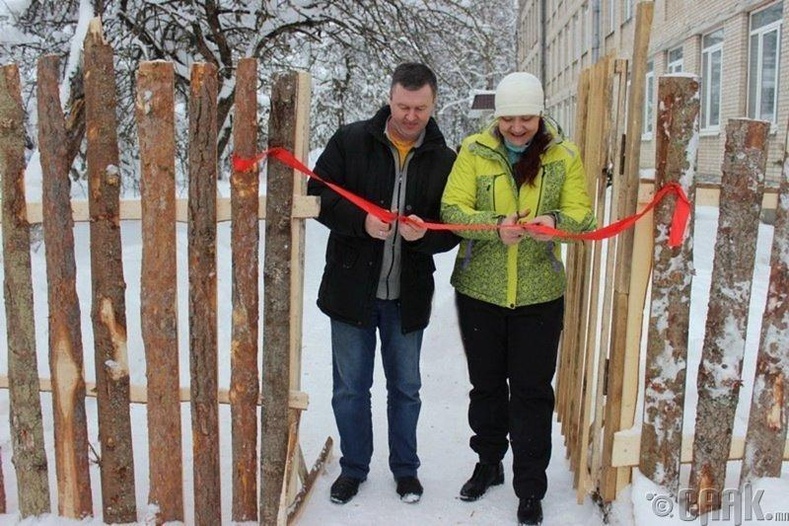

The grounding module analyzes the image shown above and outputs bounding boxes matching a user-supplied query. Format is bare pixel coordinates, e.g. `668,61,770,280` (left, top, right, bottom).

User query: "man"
308,62,458,505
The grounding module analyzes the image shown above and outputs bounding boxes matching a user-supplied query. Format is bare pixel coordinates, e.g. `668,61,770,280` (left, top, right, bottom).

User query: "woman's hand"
498,212,525,246
524,214,557,242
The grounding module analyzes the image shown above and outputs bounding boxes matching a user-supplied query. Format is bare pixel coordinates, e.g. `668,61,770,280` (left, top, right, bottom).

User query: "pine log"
639,75,700,495
741,120,789,484
0,63,51,518
261,71,301,526
84,18,137,523
230,57,260,522
689,119,770,515
188,62,221,526
37,54,93,518
136,60,184,524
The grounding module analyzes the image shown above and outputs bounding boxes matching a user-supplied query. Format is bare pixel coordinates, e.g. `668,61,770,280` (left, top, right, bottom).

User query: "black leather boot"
459,462,504,501
517,497,543,525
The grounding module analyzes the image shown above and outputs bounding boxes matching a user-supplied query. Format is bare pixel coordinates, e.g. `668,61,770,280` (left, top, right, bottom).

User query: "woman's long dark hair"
509,118,552,187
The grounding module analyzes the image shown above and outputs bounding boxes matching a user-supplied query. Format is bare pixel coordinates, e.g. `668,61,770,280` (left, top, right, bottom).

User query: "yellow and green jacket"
440,122,595,308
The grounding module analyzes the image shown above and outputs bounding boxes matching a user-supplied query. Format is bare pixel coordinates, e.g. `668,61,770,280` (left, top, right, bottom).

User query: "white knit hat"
493,72,545,118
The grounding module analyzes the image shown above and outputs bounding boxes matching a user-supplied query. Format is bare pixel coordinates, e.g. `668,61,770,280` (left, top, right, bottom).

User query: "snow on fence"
0,18,329,526
557,2,789,517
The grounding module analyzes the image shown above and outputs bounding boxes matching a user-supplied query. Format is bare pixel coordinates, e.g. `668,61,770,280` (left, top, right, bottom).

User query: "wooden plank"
575,56,615,496
688,119,770,516
0,63,51,518
230,57,260,523
590,58,629,495
0,376,309,409
285,70,312,511
261,70,303,526
611,432,789,467
639,75,700,496
37,54,93,519
187,62,221,526
558,68,589,435
600,0,653,501
15,194,319,224
136,60,184,524
741,118,789,485
83,18,137,523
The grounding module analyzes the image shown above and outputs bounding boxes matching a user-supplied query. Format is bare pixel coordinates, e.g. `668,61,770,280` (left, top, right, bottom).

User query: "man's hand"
365,213,393,240
399,215,427,242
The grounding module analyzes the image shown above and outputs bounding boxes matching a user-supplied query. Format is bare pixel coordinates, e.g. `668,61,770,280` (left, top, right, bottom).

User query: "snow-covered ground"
0,182,787,525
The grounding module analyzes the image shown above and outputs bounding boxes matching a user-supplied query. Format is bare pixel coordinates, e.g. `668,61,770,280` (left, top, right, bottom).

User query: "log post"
639,74,700,495
230,57,260,522
741,119,789,484
136,60,184,524
260,70,310,526
188,62,221,526
0,63,51,518
84,17,137,523
689,118,770,515
37,54,93,518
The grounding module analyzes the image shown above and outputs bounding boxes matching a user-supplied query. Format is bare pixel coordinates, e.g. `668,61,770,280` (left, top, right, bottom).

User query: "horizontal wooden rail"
611,430,789,467
638,180,779,209
2,195,320,225
0,375,309,410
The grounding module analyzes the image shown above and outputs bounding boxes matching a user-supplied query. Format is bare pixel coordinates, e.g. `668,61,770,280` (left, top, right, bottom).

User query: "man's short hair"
390,63,438,98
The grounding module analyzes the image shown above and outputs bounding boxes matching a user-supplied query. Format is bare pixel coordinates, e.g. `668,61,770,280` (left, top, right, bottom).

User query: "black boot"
330,474,363,504
459,462,504,501
517,498,543,525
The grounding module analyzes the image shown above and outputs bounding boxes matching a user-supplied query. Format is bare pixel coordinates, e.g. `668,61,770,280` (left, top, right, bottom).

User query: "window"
748,2,783,124
625,0,635,21
701,29,724,130
644,60,655,136
668,47,684,73
609,0,616,33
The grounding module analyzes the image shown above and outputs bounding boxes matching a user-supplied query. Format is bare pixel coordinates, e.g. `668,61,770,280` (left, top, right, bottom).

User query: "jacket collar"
366,105,447,150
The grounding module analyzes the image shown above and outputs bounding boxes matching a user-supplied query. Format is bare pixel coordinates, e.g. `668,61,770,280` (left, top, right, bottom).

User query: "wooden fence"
557,1,789,516
0,18,330,525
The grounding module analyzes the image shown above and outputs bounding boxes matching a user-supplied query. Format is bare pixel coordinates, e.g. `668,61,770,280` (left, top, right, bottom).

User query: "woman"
441,72,595,525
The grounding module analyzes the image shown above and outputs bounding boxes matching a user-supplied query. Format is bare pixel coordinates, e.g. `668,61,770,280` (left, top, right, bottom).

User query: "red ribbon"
233,148,691,248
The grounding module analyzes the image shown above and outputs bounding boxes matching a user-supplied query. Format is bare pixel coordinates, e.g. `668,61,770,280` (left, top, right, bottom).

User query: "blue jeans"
331,299,423,480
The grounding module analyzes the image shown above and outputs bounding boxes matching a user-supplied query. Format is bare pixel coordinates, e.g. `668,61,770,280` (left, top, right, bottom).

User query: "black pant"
455,292,564,499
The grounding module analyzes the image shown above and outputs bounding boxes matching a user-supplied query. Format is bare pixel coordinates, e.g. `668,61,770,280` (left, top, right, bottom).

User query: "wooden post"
689,119,770,515
0,63,51,518
37,54,94,519
136,60,184,524
261,70,310,526
188,62,221,526
84,18,137,523
230,57,261,522
600,0,653,501
741,119,789,485
639,74,700,495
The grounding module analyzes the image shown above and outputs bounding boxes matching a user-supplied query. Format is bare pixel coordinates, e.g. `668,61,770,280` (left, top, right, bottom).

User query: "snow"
0,171,787,525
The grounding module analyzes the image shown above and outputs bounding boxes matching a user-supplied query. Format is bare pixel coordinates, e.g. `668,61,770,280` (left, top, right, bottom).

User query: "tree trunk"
689,119,770,515
230,57,260,522
639,75,700,495
741,120,789,484
136,60,184,524
37,54,94,519
0,63,51,518
84,17,137,523
188,62,221,526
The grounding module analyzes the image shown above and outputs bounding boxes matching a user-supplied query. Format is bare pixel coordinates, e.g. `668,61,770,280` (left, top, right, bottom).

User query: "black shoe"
459,462,504,501
517,498,543,525
330,474,363,504
396,475,423,503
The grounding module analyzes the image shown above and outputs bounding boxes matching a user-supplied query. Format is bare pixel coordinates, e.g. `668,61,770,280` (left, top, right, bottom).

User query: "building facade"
517,0,787,184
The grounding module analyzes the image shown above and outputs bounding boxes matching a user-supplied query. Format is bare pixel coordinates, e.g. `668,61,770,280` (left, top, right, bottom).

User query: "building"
516,0,787,185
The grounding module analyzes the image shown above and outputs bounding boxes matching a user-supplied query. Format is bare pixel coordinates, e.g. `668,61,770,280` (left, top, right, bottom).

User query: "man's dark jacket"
308,106,459,333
